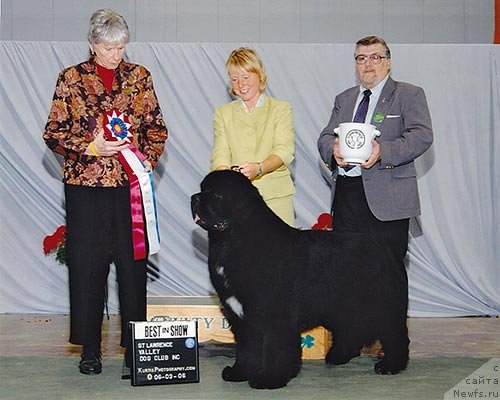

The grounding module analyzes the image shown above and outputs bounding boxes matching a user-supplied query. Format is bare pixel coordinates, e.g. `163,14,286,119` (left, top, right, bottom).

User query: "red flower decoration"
43,225,67,265
311,213,333,231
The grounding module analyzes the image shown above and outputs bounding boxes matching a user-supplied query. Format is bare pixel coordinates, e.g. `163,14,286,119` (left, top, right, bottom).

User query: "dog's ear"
202,170,256,201
225,173,268,222
223,170,263,206
200,170,266,225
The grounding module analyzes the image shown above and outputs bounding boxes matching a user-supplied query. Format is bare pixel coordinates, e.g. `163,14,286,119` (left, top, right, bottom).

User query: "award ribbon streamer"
103,110,160,260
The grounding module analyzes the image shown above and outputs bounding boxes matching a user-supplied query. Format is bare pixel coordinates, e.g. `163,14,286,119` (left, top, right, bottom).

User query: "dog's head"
191,170,263,232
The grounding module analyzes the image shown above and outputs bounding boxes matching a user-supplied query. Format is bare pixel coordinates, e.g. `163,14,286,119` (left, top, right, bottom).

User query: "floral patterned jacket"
43,56,168,187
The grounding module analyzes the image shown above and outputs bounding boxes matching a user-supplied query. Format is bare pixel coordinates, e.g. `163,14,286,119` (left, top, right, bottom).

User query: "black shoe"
122,348,132,379
79,351,102,375
121,367,131,380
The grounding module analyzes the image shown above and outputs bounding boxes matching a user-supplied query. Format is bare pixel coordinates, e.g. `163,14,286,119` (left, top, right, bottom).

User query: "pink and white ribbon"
103,110,160,260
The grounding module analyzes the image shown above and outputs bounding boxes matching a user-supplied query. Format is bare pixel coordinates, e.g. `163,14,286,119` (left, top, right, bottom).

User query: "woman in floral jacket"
43,8,168,376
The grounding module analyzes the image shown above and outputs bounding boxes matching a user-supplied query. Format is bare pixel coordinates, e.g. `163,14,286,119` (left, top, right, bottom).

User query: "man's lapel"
370,77,395,125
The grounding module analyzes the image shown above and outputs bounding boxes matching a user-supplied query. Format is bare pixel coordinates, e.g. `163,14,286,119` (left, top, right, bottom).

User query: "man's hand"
361,140,381,169
333,138,349,167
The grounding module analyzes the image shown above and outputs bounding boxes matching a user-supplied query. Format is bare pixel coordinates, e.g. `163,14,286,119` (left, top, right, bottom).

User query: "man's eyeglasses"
354,54,388,65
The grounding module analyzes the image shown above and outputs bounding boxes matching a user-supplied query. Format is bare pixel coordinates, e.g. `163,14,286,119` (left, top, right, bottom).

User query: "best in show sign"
129,320,199,386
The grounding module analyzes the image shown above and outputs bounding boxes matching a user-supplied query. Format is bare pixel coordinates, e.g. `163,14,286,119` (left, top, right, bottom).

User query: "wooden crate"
147,296,329,360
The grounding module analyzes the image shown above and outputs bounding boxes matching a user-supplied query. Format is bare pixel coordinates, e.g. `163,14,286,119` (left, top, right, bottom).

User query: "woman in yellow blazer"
211,48,296,226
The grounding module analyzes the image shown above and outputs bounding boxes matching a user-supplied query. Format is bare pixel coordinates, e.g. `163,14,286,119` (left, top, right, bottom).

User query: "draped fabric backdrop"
1,41,499,317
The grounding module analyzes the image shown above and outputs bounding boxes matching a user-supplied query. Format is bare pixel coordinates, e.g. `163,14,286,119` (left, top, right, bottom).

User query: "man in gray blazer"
318,35,433,362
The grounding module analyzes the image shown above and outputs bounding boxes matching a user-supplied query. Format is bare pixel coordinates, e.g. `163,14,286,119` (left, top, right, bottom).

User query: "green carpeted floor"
0,355,490,400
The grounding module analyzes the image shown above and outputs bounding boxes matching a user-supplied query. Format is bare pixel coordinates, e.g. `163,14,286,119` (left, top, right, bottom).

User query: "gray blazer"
318,77,433,221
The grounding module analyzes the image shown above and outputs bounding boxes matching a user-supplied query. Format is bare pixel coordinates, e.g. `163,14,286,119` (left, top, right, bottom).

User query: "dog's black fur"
191,170,409,389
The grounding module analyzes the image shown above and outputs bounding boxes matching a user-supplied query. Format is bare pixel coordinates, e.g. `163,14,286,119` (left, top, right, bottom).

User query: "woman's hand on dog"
238,162,261,180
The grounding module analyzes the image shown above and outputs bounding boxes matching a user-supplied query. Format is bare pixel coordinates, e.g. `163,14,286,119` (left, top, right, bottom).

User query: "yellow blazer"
211,96,295,201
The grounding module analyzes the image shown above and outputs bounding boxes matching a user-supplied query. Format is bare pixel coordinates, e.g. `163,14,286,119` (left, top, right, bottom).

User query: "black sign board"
129,320,199,386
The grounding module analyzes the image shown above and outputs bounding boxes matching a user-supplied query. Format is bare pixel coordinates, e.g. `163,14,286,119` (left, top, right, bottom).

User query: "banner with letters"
129,320,199,386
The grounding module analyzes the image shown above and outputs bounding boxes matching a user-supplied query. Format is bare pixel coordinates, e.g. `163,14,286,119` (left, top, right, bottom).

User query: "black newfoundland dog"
191,170,409,389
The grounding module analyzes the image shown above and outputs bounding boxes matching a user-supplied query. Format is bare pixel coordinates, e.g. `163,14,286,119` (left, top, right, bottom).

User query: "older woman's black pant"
65,184,147,348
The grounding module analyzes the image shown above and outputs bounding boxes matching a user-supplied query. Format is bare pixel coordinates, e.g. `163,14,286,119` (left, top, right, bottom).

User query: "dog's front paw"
222,365,249,382
374,359,407,375
248,372,289,390
325,347,360,365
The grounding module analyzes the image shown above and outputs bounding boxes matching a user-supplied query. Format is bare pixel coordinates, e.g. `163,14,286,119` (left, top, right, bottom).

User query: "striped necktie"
343,89,372,172
353,89,372,123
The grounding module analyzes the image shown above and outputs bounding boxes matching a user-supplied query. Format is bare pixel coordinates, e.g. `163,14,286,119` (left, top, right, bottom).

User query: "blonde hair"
226,48,268,95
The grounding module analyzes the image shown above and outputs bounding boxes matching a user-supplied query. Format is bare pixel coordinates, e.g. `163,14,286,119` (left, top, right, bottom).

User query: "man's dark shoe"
79,352,102,375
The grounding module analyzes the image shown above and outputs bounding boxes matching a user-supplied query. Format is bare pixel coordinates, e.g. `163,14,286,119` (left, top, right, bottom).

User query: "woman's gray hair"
87,9,130,45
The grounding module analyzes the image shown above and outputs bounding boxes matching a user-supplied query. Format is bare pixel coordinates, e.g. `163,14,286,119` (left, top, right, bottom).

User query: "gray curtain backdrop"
1,41,499,317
